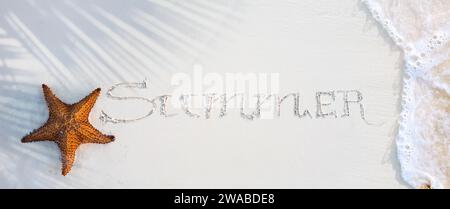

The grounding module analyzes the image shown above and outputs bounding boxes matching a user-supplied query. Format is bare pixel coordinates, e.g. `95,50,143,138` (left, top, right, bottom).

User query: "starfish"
22,84,115,176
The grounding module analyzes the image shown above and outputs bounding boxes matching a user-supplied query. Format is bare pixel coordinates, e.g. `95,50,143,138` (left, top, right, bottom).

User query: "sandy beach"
0,0,409,188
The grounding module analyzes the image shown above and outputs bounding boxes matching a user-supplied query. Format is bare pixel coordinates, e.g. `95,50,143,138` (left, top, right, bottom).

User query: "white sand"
0,0,407,188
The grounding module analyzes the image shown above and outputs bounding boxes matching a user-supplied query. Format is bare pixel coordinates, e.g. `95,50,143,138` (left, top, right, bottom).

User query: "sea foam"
363,0,450,188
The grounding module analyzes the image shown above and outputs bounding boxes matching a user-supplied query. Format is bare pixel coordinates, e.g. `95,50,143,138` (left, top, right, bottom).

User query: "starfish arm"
77,122,115,144
57,131,81,176
72,88,101,121
21,121,60,143
42,84,69,118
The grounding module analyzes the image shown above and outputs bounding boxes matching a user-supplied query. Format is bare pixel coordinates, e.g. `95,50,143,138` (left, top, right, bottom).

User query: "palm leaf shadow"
0,0,242,188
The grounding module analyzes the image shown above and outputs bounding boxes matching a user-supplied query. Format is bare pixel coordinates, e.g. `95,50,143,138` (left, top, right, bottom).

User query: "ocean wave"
363,0,450,189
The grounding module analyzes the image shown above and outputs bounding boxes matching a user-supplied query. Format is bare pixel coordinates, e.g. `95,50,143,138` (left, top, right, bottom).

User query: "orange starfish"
22,84,115,176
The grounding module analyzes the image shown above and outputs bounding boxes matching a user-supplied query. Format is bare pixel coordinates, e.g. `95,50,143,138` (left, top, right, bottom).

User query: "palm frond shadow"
0,0,242,188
